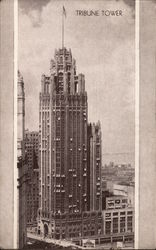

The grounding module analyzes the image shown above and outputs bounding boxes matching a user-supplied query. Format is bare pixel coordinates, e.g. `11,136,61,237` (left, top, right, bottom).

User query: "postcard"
0,0,156,249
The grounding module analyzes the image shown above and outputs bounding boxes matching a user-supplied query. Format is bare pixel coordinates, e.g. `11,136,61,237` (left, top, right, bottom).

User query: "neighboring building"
102,208,134,237
17,71,27,248
105,196,129,210
102,195,134,245
113,183,134,207
25,130,39,227
102,190,113,210
87,122,102,211
102,181,135,208
102,193,131,211
37,47,103,239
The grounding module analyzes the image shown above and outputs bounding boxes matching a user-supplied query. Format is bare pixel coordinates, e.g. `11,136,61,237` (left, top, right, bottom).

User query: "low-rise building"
113,183,134,207
102,195,134,245
105,196,129,210
103,208,134,235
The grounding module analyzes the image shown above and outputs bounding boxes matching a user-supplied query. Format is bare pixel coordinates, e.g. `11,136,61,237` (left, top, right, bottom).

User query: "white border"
13,0,138,248
14,0,18,248
135,0,139,248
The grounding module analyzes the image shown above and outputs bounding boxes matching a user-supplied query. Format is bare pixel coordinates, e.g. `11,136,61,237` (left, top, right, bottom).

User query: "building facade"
25,130,39,227
103,208,134,235
17,71,27,248
113,183,135,207
37,47,103,239
105,196,129,210
102,195,134,245
87,122,102,211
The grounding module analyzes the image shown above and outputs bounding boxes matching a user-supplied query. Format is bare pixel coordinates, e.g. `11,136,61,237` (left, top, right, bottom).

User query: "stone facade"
38,47,103,239
102,208,134,235
87,122,102,211
25,130,39,226
102,195,134,245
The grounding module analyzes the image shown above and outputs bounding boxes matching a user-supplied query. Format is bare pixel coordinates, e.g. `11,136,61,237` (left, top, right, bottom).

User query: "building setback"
17,71,27,248
37,47,103,239
87,122,102,211
25,130,39,227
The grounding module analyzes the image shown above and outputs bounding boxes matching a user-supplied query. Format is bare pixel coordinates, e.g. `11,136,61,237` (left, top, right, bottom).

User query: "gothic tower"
38,48,103,239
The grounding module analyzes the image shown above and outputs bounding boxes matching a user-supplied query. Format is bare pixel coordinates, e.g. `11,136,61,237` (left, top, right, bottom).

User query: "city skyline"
18,0,135,165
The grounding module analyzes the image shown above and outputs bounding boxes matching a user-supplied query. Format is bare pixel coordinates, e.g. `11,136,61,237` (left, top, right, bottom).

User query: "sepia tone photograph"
1,0,156,249
17,0,135,249
0,0,156,250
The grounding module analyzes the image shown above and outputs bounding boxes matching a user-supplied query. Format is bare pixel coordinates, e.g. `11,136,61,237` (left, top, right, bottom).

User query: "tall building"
25,130,39,227
17,70,25,158
17,71,27,248
38,48,103,239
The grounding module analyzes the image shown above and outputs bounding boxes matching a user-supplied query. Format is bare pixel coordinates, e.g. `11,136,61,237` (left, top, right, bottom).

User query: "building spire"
62,6,66,48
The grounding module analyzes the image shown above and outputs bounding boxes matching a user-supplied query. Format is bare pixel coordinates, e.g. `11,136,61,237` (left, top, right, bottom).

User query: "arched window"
68,72,71,94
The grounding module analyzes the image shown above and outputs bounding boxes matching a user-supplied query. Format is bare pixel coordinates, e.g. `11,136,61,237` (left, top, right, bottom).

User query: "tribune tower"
38,48,103,239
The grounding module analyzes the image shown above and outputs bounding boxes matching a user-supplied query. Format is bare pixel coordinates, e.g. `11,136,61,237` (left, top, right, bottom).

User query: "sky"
18,0,135,165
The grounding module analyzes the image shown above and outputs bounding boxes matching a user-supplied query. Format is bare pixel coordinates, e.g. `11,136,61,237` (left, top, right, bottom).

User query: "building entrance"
44,224,48,237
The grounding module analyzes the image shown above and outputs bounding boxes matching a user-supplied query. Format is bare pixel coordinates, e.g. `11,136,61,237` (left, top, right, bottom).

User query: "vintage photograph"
17,0,135,249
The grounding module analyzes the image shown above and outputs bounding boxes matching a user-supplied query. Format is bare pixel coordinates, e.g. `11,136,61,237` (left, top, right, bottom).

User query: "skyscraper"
17,71,27,248
38,48,103,239
25,130,39,227
17,71,25,159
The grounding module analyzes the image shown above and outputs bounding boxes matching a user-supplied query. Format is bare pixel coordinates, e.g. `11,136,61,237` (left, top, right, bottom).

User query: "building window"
113,212,118,216
120,211,125,215
127,216,133,232
105,213,111,218
105,221,111,235
113,218,118,234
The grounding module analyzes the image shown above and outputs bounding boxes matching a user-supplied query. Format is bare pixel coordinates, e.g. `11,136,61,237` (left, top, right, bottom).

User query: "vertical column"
139,1,156,248
0,0,14,247
78,74,85,94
